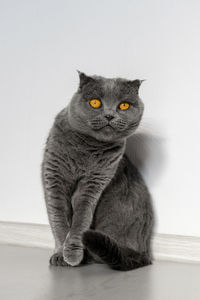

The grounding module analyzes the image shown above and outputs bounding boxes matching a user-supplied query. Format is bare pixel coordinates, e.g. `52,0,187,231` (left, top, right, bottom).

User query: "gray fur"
41,72,154,269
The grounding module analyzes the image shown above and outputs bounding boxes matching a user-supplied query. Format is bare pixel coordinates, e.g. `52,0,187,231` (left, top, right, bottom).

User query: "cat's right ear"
128,79,146,94
77,70,94,90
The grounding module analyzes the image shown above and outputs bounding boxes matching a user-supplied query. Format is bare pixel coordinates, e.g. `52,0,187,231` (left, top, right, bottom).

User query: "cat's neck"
71,128,125,150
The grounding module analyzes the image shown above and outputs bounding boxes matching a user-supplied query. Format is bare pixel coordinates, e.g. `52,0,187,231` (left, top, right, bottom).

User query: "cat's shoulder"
46,107,74,147
119,153,142,178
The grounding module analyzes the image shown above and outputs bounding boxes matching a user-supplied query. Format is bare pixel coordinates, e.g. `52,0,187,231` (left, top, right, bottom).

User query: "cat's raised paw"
49,252,69,266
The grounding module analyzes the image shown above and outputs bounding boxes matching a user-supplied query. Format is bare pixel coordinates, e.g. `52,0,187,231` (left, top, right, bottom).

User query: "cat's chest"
68,145,109,172
64,141,122,177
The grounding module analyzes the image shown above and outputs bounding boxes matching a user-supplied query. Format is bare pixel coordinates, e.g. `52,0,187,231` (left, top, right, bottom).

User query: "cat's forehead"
90,76,131,96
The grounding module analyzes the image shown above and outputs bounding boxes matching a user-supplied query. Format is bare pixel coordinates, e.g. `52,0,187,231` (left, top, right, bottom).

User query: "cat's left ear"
129,79,146,94
77,70,95,90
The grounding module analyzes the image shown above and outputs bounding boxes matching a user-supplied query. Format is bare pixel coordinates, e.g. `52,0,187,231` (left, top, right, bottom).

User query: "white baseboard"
0,221,199,264
0,221,54,249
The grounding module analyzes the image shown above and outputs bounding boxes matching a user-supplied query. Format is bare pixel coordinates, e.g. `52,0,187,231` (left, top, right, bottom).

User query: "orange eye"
89,99,102,109
119,102,130,110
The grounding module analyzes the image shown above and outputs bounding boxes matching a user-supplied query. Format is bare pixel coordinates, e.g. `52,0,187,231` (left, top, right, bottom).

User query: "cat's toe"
49,252,69,266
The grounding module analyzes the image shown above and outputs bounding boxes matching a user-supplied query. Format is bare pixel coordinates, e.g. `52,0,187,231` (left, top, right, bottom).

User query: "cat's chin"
89,128,125,143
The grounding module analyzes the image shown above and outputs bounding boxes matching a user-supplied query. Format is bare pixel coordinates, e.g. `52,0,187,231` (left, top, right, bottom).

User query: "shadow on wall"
125,124,167,187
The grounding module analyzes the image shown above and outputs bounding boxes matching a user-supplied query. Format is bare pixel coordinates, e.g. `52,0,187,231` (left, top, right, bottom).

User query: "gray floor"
0,245,200,300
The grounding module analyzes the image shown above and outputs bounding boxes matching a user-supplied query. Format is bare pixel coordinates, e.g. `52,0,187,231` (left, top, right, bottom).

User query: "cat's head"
67,71,145,142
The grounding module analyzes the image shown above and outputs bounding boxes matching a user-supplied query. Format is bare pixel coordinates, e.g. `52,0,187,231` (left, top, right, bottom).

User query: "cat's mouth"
101,124,114,130
91,123,114,131
90,120,115,131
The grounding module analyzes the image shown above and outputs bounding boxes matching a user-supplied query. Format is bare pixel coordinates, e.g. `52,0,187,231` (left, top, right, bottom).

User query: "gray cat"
41,71,154,271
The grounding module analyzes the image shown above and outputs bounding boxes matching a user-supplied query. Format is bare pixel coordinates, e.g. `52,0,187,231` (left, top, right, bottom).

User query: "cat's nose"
105,114,114,121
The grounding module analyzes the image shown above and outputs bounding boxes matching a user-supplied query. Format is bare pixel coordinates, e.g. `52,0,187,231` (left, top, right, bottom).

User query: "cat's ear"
77,70,94,90
129,79,146,94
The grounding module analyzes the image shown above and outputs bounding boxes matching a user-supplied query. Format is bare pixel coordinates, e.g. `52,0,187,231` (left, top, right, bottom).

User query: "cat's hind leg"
84,155,154,270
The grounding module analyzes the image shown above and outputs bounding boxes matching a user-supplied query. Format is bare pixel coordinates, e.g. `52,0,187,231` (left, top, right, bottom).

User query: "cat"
41,71,154,271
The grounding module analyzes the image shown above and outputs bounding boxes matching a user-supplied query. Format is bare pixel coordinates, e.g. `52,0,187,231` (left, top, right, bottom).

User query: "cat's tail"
82,230,151,271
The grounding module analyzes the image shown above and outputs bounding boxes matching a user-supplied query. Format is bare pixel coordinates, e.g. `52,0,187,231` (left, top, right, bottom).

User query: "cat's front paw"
63,236,84,266
49,252,69,266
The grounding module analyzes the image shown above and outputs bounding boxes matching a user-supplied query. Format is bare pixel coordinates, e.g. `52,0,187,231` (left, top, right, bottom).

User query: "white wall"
0,0,200,237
